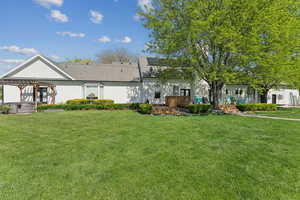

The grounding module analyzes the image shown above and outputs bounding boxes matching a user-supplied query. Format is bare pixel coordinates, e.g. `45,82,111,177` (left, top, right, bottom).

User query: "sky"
0,0,153,75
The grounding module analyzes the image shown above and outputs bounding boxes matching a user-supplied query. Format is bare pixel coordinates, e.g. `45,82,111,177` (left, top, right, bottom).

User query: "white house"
0,55,299,106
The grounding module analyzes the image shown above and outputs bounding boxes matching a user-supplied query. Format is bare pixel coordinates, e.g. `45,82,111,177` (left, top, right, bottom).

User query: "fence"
166,96,192,108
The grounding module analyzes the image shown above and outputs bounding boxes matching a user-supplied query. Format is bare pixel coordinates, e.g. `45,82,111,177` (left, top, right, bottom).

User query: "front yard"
256,107,300,119
0,111,300,199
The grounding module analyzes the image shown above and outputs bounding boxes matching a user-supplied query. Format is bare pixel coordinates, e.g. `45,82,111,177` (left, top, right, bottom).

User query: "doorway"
272,94,277,104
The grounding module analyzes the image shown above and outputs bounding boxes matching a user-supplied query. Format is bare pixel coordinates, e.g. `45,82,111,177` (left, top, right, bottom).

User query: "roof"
56,62,141,82
138,56,169,79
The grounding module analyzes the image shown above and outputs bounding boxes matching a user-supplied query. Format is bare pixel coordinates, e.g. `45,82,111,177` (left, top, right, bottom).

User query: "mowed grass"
256,107,300,119
0,111,300,200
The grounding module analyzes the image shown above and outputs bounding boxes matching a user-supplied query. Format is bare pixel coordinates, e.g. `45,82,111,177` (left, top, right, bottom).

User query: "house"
0,55,299,106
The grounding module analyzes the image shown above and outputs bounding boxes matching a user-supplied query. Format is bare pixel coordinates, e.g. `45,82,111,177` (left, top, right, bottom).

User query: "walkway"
234,113,300,122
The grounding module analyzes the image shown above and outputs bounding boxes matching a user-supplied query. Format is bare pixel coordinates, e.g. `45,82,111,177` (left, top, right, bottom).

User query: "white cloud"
0,45,39,56
98,36,111,43
90,10,103,24
50,10,69,23
138,0,153,12
57,32,85,38
33,0,63,8
0,59,25,64
119,36,132,43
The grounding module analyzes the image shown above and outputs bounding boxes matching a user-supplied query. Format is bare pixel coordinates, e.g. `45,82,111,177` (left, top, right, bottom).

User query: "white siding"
103,82,141,103
3,85,20,103
55,85,83,104
268,89,300,105
141,80,209,104
12,59,66,79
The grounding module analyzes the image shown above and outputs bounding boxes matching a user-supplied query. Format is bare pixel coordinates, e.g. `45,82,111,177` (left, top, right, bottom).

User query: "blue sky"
0,0,153,74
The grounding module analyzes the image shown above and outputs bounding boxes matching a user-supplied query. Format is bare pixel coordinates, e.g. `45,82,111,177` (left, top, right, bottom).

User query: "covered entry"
0,79,57,112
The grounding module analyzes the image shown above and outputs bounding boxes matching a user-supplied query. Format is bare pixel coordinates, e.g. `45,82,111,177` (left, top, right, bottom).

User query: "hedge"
186,104,212,114
138,104,152,114
236,104,277,112
66,99,114,105
37,103,144,111
0,105,10,114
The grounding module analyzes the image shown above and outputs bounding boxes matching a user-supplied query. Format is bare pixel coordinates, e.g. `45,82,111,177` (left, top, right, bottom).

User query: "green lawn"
256,107,300,119
1,111,300,200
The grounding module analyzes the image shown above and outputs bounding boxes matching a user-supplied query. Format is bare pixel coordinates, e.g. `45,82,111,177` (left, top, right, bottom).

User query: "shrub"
0,105,10,114
66,99,114,105
187,104,212,114
236,104,277,112
93,99,115,105
38,103,133,111
138,104,152,114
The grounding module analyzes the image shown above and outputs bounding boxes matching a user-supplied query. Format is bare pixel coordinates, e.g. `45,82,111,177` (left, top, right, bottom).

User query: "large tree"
241,1,300,103
141,0,300,108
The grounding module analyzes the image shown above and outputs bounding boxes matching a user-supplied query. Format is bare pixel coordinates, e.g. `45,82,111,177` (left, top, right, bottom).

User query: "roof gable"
1,55,74,80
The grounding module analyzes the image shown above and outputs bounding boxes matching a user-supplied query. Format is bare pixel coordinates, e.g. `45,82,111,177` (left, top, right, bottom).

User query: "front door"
272,94,277,104
39,87,48,104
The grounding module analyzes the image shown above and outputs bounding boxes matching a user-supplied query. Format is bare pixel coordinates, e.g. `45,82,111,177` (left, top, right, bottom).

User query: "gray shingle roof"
56,62,141,82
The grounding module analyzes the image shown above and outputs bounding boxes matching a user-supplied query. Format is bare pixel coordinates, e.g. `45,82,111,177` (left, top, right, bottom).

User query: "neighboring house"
0,55,299,106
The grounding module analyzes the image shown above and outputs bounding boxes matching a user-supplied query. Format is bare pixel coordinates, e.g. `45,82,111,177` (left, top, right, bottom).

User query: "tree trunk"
260,89,269,103
210,81,224,110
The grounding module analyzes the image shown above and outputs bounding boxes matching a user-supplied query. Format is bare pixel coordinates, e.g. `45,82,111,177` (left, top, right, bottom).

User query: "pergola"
0,79,57,107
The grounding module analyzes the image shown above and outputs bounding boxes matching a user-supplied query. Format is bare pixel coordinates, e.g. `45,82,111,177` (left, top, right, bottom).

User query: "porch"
0,79,57,113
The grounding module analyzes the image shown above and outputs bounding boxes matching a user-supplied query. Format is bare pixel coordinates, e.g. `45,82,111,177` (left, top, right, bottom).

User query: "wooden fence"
165,96,191,108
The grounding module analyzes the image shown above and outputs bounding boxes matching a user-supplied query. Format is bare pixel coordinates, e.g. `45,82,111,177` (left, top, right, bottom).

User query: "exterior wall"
221,85,259,104
141,79,209,104
12,59,66,79
268,89,299,106
103,82,142,103
3,85,20,103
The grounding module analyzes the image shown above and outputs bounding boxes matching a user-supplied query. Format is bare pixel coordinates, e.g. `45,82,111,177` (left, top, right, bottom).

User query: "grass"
256,107,300,119
0,111,300,200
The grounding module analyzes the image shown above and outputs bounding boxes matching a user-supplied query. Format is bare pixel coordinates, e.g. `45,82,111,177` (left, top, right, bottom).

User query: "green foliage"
141,0,300,108
66,99,114,105
0,105,10,114
236,104,277,112
138,104,152,114
37,103,140,111
187,104,212,114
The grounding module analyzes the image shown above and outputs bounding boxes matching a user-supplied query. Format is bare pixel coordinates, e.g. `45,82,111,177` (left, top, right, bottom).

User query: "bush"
38,103,135,111
236,104,277,112
138,104,152,114
187,104,212,114
66,99,114,105
0,105,10,114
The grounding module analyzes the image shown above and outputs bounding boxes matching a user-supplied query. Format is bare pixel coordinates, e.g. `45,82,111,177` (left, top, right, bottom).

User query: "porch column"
34,84,39,112
17,85,26,102
50,86,56,105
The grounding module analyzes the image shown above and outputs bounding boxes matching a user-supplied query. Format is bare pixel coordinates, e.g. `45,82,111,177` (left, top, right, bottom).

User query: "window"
85,84,98,99
180,89,191,97
235,89,239,95
173,86,179,96
154,91,161,99
225,89,229,95
239,90,243,95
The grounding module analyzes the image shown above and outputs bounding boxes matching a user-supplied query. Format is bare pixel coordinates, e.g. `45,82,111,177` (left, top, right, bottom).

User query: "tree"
96,48,137,64
68,58,93,64
141,0,300,109
241,1,300,103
